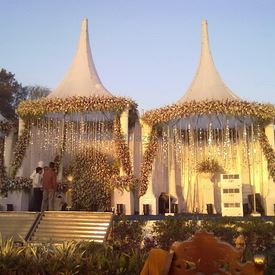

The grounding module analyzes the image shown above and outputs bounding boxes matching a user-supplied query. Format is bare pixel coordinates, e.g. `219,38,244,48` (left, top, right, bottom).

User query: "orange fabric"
140,248,169,275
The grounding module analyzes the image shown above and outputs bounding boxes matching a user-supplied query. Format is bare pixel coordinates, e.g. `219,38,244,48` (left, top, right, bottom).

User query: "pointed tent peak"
80,17,89,35
178,19,240,103
48,18,112,99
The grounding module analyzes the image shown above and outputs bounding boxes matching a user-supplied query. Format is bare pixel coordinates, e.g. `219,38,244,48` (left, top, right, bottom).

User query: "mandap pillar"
264,122,275,216
139,121,158,215
113,107,134,215
167,127,178,211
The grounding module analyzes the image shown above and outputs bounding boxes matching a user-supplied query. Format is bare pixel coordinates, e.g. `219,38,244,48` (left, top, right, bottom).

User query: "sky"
0,0,275,112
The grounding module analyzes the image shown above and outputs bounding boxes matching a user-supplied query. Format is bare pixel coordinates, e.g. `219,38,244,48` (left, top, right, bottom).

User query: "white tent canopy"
178,20,240,103
48,18,112,99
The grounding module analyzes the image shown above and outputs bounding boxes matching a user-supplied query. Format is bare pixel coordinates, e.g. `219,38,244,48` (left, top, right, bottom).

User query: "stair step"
31,237,104,243
33,232,105,238
30,212,112,243
38,220,110,225
34,229,106,235
43,216,110,222
0,212,39,242
38,225,108,230
43,213,112,217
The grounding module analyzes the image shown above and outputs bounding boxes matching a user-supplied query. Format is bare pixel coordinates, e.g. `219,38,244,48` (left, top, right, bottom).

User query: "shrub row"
0,216,275,274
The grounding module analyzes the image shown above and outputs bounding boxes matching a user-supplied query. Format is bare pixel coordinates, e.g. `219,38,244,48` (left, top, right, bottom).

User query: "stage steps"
29,211,113,243
0,212,39,242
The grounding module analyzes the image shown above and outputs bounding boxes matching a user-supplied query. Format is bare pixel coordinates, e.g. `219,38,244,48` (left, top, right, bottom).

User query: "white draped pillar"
168,127,178,209
264,122,275,216
113,107,134,215
139,121,158,215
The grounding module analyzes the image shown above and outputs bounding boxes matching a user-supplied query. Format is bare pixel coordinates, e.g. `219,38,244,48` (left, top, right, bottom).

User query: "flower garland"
196,159,225,174
0,177,32,195
0,137,6,188
139,128,159,196
113,117,133,180
53,124,66,176
142,100,275,126
17,96,137,119
111,175,139,191
11,124,31,177
64,149,119,210
0,120,12,134
0,120,13,183
258,128,275,182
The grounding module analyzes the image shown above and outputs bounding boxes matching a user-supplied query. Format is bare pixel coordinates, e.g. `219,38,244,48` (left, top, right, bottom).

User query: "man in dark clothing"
41,162,57,211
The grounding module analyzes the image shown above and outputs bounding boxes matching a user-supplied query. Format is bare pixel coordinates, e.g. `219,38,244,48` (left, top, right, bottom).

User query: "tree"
0,69,23,121
0,69,51,121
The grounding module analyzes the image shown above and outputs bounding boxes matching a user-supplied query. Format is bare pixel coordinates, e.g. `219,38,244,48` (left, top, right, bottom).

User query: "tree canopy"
0,68,50,121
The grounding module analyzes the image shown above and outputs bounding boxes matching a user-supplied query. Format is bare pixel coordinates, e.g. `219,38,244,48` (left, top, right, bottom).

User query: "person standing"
30,167,43,211
41,162,57,211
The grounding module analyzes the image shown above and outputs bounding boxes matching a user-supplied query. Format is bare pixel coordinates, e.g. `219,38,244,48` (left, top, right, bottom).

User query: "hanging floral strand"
0,120,12,134
139,127,159,197
258,128,275,182
0,137,6,188
113,117,136,190
53,119,67,175
11,122,31,177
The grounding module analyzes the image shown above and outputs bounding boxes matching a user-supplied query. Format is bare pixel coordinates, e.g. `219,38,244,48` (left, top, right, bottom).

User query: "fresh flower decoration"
113,117,133,179
11,123,31,177
53,155,62,175
57,182,69,193
196,159,225,174
139,128,159,196
0,177,32,195
142,100,275,126
138,100,275,195
0,120,12,134
0,137,6,183
17,95,137,119
112,175,139,191
258,128,275,182
64,148,119,210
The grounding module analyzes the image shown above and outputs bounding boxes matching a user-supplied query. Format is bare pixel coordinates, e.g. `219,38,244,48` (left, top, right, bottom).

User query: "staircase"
29,211,113,243
0,212,39,242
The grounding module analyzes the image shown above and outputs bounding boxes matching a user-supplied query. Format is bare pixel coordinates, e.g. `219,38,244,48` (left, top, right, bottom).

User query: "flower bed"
0,177,32,196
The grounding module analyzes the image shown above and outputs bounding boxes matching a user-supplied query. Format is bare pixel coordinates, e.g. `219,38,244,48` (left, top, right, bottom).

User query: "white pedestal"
265,192,275,216
113,188,134,215
7,191,30,211
198,173,214,214
139,194,158,215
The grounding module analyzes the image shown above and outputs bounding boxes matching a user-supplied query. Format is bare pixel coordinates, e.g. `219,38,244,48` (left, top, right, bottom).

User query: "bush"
0,217,275,274
152,216,198,250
